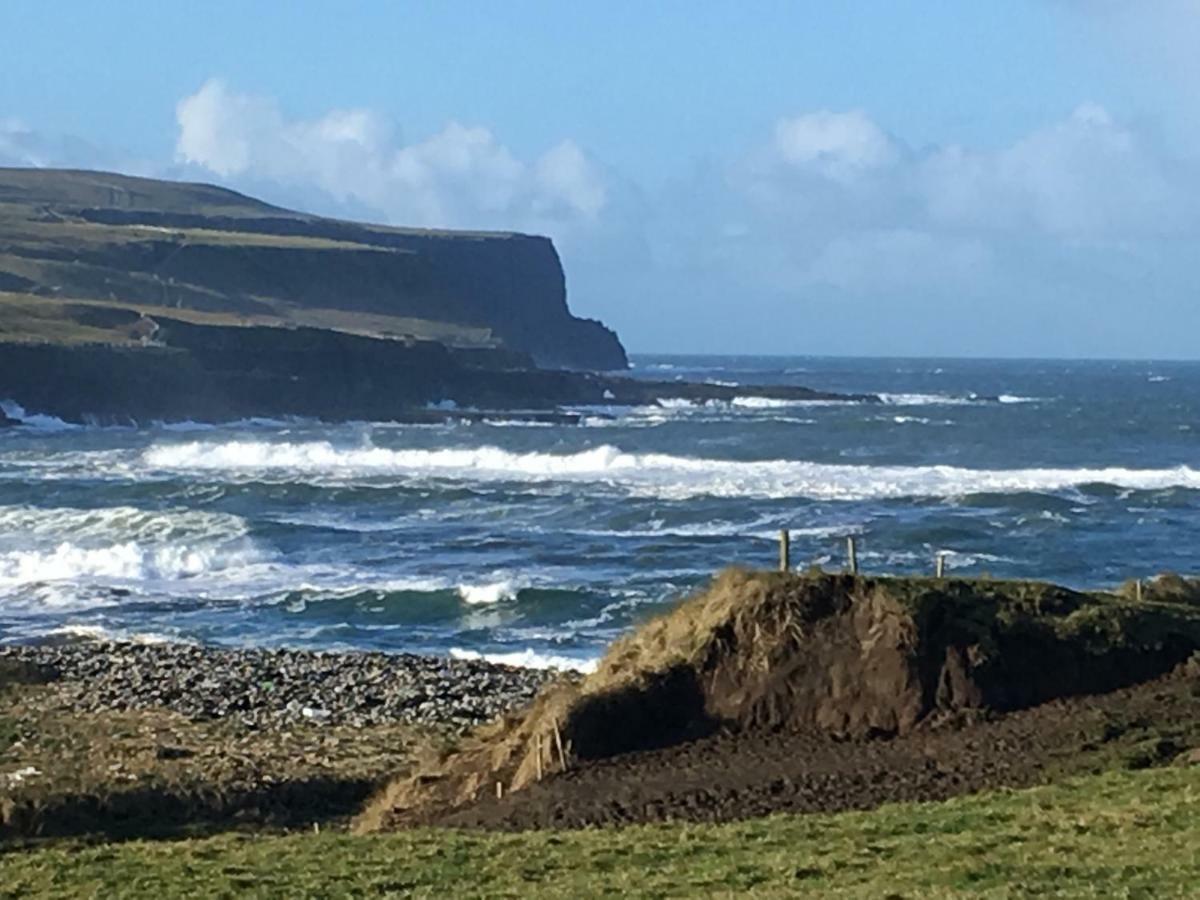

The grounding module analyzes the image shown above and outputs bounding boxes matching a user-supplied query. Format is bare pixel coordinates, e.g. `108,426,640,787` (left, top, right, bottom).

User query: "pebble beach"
0,640,562,731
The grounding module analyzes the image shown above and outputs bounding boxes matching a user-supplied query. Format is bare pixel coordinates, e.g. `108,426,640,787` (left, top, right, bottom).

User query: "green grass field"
2,766,1197,898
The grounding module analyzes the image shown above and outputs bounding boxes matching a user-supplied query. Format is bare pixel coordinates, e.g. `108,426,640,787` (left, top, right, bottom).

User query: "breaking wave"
141,440,1200,501
0,541,262,587
0,399,77,431
449,647,599,673
0,505,249,543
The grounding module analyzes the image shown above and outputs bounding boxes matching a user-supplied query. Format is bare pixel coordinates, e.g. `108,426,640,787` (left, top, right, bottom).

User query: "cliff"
0,304,867,424
0,168,872,424
0,167,627,370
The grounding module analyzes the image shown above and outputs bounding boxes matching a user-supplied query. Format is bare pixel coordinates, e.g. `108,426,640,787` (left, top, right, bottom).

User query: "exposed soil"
418,665,1200,830
361,570,1200,832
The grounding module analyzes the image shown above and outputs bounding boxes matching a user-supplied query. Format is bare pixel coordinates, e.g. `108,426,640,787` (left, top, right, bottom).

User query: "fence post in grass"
779,529,791,572
535,734,544,782
936,553,946,579
847,536,858,575
1135,579,1143,603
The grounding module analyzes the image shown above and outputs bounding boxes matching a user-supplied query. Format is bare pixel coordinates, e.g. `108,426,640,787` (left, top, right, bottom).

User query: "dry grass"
0,682,431,840
358,568,1200,832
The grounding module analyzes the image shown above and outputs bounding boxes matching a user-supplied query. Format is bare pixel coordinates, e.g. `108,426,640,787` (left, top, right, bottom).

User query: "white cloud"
708,101,1200,306
7,80,1200,356
770,110,900,182
920,104,1186,239
0,118,135,171
174,79,608,233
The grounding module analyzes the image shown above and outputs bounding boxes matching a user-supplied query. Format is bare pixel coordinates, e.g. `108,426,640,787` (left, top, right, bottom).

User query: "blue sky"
3,1,1200,357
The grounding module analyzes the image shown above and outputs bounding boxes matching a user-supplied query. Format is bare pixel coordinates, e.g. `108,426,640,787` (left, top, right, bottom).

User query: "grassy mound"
359,569,1200,832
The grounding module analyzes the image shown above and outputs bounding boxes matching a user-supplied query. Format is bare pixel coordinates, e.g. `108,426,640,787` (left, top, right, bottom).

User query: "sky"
3,0,1200,358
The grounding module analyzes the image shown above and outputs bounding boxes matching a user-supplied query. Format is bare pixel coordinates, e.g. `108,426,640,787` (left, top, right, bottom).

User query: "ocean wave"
872,415,954,426
878,392,976,406
0,541,263,587
46,623,195,645
0,505,249,543
997,395,1041,404
139,439,1200,501
0,399,78,431
481,419,556,428
661,396,855,410
449,646,598,673
457,578,523,605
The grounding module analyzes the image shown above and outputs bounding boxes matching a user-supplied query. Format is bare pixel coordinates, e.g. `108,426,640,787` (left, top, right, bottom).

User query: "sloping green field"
2,766,1197,899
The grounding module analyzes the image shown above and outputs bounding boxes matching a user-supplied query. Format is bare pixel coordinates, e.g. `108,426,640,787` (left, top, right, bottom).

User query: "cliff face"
0,168,627,370
0,304,864,425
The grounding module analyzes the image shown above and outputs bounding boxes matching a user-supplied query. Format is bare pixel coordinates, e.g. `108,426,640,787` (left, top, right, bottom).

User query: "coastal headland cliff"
0,167,869,423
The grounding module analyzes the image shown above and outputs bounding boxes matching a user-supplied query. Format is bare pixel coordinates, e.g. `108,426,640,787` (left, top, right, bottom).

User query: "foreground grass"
2,766,1197,898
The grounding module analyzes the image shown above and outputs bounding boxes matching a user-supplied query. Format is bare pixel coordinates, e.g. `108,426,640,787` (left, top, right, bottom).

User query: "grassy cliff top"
0,167,520,239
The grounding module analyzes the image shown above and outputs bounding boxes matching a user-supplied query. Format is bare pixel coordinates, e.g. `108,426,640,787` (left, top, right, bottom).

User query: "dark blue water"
3,356,1199,671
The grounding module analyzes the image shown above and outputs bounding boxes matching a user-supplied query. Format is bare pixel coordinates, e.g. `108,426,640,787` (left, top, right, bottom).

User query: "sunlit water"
3,355,1198,671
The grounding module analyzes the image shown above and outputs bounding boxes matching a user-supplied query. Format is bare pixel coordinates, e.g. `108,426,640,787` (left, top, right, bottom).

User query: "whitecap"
0,399,78,431
139,439,1200,502
449,647,598,673
997,395,1040,404
457,579,522,605
48,623,195,645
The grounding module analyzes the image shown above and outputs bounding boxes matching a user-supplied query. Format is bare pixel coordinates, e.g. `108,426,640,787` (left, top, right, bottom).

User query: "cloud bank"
174,79,608,234
6,78,1200,356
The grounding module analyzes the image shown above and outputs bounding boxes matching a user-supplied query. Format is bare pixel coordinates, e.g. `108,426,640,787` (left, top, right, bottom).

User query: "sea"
3,355,1199,673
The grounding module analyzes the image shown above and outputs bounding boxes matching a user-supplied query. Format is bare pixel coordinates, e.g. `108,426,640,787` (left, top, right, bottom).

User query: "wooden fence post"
847,536,858,575
936,553,946,579
779,530,790,572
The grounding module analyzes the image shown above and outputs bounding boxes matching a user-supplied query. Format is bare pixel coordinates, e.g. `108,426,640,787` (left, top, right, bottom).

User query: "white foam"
50,623,194,645
998,395,1040,404
937,550,1015,570
730,396,808,409
449,647,598,673
0,541,261,587
0,505,248,543
878,392,975,407
481,419,555,428
139,439,1200,501
457,579,522,605
0,399,77,431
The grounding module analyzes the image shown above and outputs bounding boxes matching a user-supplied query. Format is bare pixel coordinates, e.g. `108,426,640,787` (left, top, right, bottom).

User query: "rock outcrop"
0,315,869,424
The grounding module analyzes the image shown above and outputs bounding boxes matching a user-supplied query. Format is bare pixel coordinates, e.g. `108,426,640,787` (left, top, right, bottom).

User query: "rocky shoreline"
0,640,562,731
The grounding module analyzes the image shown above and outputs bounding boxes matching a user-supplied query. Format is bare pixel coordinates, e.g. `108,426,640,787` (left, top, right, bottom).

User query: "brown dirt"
410,664,1200,830
359,569,1200,832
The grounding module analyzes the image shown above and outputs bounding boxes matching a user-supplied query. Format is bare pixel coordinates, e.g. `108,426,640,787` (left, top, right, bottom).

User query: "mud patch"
360,570,1200,831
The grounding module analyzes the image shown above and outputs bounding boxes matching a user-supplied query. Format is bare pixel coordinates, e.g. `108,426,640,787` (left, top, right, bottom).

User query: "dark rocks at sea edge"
0,641,563,731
